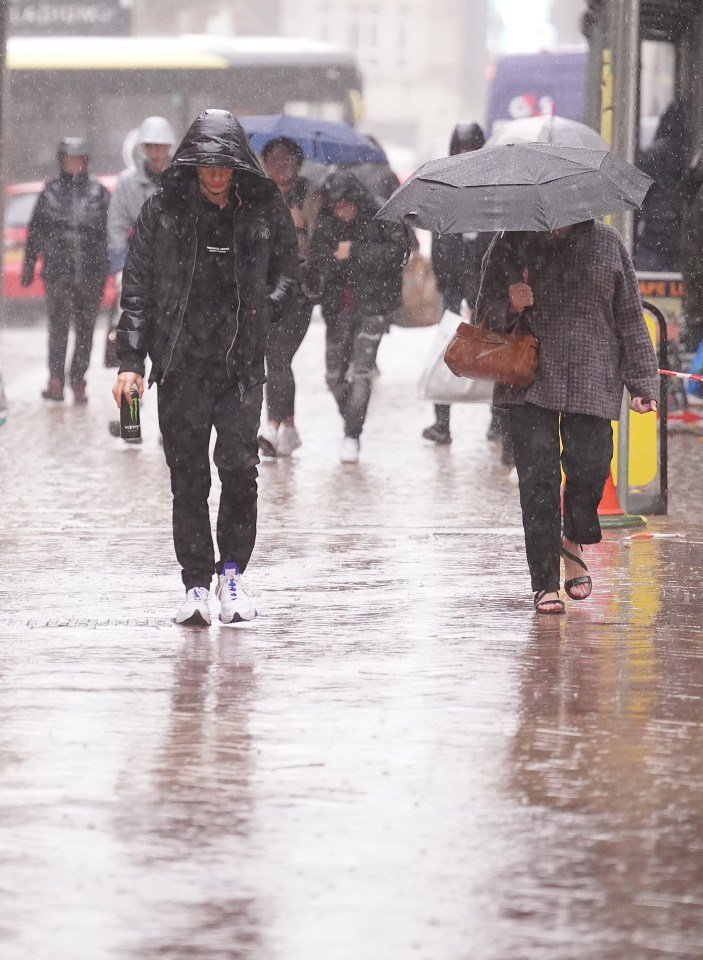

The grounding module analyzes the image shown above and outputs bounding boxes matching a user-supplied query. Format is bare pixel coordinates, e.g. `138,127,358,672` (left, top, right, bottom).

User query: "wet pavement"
1,316,703,960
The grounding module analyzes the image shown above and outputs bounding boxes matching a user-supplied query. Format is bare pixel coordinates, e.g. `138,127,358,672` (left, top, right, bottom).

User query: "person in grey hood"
22,136,109,403
112,109,299,626
108,115,176,273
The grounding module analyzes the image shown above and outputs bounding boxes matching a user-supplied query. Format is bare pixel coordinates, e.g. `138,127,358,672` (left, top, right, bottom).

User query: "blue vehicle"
485,49,587,136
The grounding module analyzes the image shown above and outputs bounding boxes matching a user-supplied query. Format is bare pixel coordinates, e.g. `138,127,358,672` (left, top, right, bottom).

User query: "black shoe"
422,423,452,444
486,411,501,441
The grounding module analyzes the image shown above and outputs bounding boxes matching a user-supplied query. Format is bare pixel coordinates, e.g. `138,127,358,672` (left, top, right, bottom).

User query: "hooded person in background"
22,137,110,404
112,110,299,626
257,136,319,457
635,100,686,274
107,115,177,275
424,122,494,446
306,170,410,463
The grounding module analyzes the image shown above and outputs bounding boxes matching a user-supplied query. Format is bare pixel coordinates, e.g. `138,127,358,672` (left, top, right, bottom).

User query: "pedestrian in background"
306,170,410,463
22,137,109,404
112,110,299,626
258,136,319,457
424,121,493,446
107,115,176,275
476,221,659,614
106,116,176,433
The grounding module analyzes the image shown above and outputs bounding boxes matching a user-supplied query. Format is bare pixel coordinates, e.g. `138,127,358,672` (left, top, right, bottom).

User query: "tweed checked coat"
474,220,659,420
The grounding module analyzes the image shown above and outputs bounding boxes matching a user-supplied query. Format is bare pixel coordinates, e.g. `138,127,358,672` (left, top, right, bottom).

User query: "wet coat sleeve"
613,243,659,402
116,198,157,376
21,189,49,285
266,195,301,322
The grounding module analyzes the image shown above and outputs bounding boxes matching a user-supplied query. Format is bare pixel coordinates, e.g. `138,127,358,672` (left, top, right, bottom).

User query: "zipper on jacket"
160,217,199,385
225,193,243,379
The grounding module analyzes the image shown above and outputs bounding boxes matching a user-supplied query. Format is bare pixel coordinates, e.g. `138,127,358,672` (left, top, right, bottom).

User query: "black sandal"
534,590,566,615
561,542,593,600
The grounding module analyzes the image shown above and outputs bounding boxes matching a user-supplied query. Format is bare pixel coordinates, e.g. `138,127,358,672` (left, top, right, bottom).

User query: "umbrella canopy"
487,115,608,150
239,114,386,165
376,142,653,234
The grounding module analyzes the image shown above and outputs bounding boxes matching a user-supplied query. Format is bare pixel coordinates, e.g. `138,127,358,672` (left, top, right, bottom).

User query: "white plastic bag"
417,309,493,404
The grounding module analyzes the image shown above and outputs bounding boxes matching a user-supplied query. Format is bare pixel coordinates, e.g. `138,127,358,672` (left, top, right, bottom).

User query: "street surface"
0,315,702,960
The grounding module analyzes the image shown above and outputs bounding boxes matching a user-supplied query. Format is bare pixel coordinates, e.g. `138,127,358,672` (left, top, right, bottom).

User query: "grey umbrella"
375,142,653,233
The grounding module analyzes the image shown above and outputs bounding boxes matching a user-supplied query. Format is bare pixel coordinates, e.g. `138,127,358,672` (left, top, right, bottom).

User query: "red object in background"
3,174,117,308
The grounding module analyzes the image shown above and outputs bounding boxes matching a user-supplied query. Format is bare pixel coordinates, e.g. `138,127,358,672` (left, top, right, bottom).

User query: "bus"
485,48,587,137
5,34,364,178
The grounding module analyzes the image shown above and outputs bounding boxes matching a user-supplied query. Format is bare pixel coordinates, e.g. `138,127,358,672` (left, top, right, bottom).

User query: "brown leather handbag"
444,311,539,389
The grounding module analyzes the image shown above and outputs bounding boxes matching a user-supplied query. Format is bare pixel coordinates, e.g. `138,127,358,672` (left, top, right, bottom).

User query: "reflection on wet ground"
0,322,702,959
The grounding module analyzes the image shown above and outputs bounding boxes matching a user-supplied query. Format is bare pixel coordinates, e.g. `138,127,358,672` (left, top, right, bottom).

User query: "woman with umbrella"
377,141,661,613
476,223,659,613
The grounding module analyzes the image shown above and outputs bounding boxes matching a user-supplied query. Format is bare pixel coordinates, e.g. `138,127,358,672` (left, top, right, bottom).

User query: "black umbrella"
375,142,653,233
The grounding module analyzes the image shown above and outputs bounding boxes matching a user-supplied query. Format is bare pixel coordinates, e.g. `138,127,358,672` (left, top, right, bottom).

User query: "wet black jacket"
305,171,410,320
635,102,686,270
22,171,109,286
432,231,493,314
116,110,300,386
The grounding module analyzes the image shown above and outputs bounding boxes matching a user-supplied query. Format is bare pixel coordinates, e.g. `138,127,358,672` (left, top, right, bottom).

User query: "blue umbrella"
239,114,386,165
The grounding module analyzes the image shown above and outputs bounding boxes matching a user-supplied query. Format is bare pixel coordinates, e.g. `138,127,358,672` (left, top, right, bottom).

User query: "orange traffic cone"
598,470,623,516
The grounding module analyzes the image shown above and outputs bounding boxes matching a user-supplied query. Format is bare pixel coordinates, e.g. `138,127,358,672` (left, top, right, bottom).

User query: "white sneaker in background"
340,436,360,464
216,562,257,624
173,587,211,626
258,423,278,457
277,423,302,456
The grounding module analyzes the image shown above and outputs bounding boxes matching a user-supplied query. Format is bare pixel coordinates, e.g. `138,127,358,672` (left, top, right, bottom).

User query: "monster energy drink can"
120,384,142,443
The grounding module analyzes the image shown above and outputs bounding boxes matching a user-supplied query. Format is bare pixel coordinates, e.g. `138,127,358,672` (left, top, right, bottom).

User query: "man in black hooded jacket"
22,137,110,404
112,110,299,626
306,170,410,463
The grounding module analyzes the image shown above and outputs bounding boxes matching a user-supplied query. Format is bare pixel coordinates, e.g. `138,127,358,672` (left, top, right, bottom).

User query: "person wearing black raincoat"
634,101,686,274
305,170,410,463
423,122,495,446
112,109,299,626
22,137,110,404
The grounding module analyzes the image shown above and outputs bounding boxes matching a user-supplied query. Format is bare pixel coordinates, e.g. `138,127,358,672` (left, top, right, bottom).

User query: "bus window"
485,49,587,136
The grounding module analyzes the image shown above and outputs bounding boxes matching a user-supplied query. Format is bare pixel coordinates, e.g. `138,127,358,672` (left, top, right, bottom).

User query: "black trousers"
264,295,312,423
325,313,385,439
44,274,105,384
508,403,613,594
158,360,262,591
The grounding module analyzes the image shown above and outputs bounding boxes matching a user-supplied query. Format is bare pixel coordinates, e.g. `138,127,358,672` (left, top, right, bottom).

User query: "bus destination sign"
9,0,132,36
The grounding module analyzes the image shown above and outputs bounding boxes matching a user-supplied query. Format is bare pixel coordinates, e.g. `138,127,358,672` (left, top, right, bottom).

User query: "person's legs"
69,278,104,400
423,403,452,443
265,296,312,424
325,316,356,421
44,277,73,395
343,314,386,439
508,403,562,598
213,383,263,574
158,369,218,590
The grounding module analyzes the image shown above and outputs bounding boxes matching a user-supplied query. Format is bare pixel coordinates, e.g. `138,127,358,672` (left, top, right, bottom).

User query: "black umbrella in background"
375,142,653,233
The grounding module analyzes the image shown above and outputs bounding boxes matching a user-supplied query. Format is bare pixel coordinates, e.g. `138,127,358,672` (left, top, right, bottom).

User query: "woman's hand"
508,282,534,314
629,397,658,414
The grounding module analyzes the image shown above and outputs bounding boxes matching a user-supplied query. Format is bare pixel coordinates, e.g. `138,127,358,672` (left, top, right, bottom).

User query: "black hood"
162,109,272,197
321,170,378,213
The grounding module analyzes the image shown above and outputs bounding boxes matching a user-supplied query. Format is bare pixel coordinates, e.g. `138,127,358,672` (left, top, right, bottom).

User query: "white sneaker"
174,587,211,626
216,562,257,624
258,423,278,457
277,423,302,456
340,436,360,463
